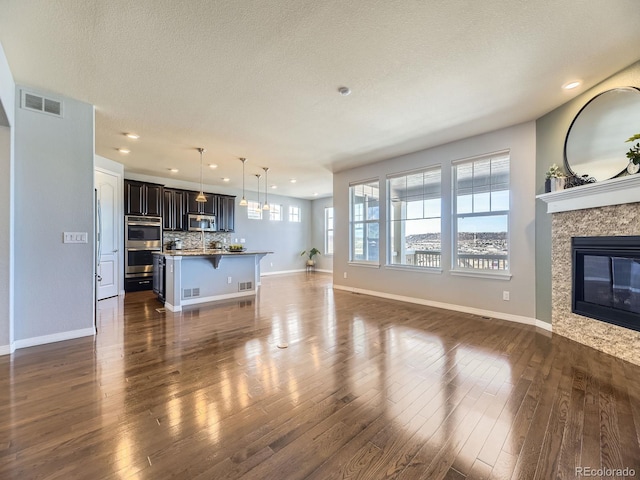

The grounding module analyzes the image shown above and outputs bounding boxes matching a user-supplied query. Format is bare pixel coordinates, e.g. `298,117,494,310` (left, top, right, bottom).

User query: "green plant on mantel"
626,133,640,165
545,163,566,179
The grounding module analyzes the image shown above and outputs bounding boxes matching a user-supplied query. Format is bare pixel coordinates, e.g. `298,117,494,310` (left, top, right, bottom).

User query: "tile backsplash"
165,231,233,250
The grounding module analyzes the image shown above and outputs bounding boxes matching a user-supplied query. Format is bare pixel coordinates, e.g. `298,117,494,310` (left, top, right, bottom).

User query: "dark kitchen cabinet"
186,191,216,215
163,188,187,231
217,195,236,232
125,180,163,216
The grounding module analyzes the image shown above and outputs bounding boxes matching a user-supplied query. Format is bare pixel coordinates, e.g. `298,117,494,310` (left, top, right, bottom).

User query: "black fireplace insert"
572,236,640,333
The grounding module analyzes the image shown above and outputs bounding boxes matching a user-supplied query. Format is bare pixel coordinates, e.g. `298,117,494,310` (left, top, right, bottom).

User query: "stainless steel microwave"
187,214,217,232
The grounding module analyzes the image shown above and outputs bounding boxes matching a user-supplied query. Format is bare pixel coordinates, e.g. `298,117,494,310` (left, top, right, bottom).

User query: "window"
349,180,379,264
453,152,509,272
247,201,262,220
387,167,441,268
289,206,301,222
269,204,282,221
325,207,334,255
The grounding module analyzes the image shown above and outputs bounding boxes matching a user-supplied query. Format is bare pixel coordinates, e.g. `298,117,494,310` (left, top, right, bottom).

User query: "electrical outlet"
270,262,273,267
343,272,348,279
227,276,232,284
503,291,510,301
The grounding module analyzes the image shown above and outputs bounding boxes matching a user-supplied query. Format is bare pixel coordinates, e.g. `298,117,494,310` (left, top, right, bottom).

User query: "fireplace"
572,236,640,333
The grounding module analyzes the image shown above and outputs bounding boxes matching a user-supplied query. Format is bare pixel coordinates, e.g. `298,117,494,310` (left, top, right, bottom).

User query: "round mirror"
564,87,640,181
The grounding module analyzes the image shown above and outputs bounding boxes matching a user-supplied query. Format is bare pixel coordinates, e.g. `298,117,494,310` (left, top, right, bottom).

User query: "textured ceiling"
1,0,639,198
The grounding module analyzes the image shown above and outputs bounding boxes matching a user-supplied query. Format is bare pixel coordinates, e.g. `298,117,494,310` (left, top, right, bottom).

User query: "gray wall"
535,61,640,323
310,196,333,272
333,122,537,322
126,172,311,274
14,85,95,342
0,42,14,352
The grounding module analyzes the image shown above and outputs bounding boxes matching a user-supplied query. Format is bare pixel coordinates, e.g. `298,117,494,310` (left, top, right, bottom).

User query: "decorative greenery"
301,248,321,260
545,163,566,179
626,133,640,165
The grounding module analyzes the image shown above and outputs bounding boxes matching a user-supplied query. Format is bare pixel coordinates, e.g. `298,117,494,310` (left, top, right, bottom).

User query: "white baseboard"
165,302,181,312
261,268,333,276
0,343,15,356
332,284,552,332
261,269,306,276
13,327,96,350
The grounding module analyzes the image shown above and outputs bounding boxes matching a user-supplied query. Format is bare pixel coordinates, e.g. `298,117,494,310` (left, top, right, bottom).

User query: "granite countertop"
155,249,272,257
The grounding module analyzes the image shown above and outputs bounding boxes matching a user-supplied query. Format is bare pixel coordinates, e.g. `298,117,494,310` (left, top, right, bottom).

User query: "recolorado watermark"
576,466,636,477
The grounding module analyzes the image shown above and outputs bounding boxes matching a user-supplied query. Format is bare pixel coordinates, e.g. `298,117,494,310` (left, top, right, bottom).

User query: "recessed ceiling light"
313,192,318,196
168,168,179,173
338,86,351,96
562,81,581,90
271,185,277,189
125,133,139,140
222,177,230,182
290,179,297,183
209,164,218,169
117,148,130,154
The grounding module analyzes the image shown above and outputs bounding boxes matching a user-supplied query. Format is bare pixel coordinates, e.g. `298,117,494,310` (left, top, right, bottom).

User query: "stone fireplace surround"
539,174,640,366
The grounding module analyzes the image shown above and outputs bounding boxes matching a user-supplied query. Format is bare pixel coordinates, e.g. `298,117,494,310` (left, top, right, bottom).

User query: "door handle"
113,249,118,253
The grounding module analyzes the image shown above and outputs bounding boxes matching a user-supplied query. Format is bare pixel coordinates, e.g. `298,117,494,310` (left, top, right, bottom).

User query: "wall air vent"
238,281,253,292
183,287,200,299
21,90,63,118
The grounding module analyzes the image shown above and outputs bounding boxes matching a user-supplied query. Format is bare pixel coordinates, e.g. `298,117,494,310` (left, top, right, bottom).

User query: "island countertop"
154,249,273,257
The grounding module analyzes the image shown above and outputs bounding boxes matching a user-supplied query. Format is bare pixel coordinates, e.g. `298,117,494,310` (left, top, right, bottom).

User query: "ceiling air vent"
21,90,63,118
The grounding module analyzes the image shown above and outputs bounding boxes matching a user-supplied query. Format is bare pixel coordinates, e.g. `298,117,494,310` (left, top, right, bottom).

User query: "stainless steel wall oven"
125,216,162,280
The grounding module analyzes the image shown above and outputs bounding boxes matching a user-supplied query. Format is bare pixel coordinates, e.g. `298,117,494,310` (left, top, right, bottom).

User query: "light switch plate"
63,232,88,243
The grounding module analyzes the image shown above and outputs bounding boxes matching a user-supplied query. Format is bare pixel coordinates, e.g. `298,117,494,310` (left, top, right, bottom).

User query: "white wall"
13,85,95,345
311,196,333,272
333,122,537,323
0,41,15,354
125,171,312,274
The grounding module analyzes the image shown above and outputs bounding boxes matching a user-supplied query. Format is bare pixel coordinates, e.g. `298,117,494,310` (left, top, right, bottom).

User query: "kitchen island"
153,250,272,312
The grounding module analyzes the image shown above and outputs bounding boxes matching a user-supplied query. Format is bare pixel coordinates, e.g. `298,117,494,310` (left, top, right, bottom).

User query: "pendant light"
262,167,270,211
239,158,248,206
195,147,207,203
255,174,262,209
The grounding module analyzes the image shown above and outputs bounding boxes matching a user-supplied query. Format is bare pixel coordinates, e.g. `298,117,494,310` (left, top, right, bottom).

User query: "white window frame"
452,151,511,278
247,201,262,220
289,205,301,222
386,166,442,271
349,179,380,266
325,207,334,255
269,204,283,221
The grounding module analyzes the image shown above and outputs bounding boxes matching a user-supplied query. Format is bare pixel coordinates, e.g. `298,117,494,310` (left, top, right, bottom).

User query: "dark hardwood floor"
1,273,639,479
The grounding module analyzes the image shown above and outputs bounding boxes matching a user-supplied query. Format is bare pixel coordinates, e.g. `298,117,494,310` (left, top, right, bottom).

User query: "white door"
96,170,120,300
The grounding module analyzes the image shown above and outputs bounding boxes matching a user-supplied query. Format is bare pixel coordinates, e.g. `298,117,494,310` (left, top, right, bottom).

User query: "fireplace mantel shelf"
537,174,640,213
